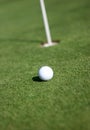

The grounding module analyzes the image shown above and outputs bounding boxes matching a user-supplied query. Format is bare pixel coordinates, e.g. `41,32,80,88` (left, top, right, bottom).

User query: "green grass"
0,0,90,130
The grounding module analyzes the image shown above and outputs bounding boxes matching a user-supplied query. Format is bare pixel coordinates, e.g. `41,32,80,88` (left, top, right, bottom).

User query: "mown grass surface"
0,0,90,130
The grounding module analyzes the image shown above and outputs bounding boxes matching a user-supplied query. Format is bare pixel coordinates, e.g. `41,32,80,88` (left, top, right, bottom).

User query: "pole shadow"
0,38,43,44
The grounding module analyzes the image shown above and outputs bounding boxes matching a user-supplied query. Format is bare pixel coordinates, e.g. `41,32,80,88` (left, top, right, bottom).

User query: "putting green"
0,0,90,130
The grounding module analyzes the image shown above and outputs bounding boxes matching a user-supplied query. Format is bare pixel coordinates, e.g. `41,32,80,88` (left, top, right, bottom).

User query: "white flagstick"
40,0,52,46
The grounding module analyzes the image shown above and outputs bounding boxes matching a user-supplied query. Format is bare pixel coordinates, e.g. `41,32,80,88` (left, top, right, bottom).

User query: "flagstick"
40,0,53,46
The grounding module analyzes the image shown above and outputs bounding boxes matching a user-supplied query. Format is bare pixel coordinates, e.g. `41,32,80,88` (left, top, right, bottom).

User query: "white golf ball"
38,66,54,81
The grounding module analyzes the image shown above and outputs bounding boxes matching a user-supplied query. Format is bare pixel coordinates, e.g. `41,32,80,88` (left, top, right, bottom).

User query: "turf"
0,0,90,130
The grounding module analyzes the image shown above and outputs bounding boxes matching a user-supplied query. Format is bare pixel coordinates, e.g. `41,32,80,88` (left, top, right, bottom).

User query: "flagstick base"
41,42,58,47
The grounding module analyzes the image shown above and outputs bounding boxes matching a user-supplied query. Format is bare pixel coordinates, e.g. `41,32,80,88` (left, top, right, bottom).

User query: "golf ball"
38,66,54,81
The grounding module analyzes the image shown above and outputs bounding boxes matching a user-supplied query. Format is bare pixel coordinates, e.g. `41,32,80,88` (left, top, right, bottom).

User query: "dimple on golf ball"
38,66,54,81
